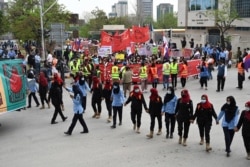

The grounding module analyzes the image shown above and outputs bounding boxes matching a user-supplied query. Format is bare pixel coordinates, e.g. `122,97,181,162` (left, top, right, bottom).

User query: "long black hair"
72,84,83,100
113,82,120,94
221,96,237,123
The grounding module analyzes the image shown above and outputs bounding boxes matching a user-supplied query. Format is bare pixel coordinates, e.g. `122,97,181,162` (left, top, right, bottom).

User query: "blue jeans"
163,74,169,88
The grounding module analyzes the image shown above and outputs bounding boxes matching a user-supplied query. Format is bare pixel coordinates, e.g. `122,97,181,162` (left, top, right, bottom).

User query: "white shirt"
47,53,53,63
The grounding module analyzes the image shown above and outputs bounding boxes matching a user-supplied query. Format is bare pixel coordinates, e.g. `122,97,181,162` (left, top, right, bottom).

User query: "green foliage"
0,11,9,35
206,0,240,48
153,13,178,29
7,0,70,42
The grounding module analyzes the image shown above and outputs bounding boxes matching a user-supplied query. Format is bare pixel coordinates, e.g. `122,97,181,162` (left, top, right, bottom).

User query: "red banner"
101,31,112,46
99,59,201,83
130,26,150,43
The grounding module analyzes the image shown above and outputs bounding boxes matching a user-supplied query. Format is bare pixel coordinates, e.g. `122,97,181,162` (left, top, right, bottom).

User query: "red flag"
131,26,150,43
101,31,112,46
112,32,123,52
120,29,131,48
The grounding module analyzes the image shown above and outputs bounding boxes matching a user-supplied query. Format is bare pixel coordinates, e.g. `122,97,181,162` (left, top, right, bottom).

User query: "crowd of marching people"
1,40,250,160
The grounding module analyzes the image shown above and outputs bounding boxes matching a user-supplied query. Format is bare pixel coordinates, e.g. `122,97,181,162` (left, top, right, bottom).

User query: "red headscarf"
150,88,158,101
53,73,63,85
201,94,212,109
181,89,190,103
92,76,99,89
132,85,142,99
39,72,48,87
104,79,112,90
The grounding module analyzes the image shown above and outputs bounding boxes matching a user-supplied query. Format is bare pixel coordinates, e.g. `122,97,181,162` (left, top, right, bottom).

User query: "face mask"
227,102,230,105
201,99,206,103
113,85,118,89
135,89,140,93
245,107,250,111
167,90,171,94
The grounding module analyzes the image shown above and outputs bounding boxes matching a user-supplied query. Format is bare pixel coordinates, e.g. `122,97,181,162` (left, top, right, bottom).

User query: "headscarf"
245,101,250,121
221,96,237,123
164,87,175,104
92,76,99,89
180,89,190,103
112,82,120,94
200,94,212,109
39,71,48,87
72,84,83,99
104,79,112,90
131,85,142,99
53,73,63,85
150,88,159,101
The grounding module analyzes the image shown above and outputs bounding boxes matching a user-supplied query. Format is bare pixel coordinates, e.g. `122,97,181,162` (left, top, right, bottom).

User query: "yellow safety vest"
170,63,178,74
163,63,170,75
111,66,119,79
71,64,79,75
140,66,147,78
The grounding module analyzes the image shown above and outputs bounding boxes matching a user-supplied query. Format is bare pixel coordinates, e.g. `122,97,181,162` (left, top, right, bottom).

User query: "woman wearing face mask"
124,85,148,133
191,94,218,151
234,101,250,160
217,96,239,157
146,88,163,138
110,82,125,129
162,86,178,139
175,89,193,146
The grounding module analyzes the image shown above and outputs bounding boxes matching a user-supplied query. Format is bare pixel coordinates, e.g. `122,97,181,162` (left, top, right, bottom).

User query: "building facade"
137,0,153,23
178,0,250,53
108,0,128,18
157,3,174,21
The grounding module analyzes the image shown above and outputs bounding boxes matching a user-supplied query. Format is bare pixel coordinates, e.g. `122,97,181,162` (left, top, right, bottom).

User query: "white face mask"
135,89,140,93
245,107,250,111
227,102,230,105
113,85,118,89
167,90,171,94
201,99,206,103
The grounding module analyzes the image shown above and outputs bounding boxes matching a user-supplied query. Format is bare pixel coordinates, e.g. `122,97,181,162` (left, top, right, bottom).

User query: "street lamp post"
39,0,58,59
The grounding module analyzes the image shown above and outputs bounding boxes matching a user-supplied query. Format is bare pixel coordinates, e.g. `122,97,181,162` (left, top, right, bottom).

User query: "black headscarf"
164,87,175,104
221,96,237,123
72,84,83,99
113,82,120,94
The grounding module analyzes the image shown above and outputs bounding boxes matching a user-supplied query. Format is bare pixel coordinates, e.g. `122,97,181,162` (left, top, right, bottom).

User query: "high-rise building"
108,0,128,18
157,3,174,21
137,0,153,23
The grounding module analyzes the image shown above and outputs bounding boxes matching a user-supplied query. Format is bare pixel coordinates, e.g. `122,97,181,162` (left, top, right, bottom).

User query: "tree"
206,0,241,48
0,11,10,36
7,0,70,44
154,13,178,29
88,7,109,31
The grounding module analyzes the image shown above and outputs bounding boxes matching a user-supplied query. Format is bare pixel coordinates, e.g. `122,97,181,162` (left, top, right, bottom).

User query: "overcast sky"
57,0,178,20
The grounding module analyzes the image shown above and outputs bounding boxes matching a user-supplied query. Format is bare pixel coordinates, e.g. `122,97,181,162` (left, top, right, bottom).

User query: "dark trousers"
105,98,112,117
217,75,225,91
165,113,176,134
92,99,102,113
28,92,40,106
243,135,250,153
177,120,190,138
131,109,142,128
112,106,123,126
39,89,48,106
150,114,162,131
180,77,186,88
223,127,235,153
171,74,177,88
200,77,208,88
238,73,244,88
51,103,66,123
82,96,87,110
152,78,158,88
67,113,88,134
198,122,211,143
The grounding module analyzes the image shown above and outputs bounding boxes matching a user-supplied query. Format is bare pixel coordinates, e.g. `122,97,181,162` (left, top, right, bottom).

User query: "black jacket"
175,98,193,122
237,111,250,137
125,92,148,112
193,103,217,125
149,96,163,115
